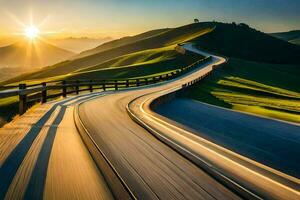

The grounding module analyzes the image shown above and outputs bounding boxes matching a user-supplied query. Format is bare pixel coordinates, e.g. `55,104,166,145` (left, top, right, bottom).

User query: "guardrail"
0,56,212,115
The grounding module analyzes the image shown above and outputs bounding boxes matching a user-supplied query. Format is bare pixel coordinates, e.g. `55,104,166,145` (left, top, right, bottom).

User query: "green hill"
193,23,300,64
185,59,300,123
67,46,203,80
271,30,300,45
75,28,170,59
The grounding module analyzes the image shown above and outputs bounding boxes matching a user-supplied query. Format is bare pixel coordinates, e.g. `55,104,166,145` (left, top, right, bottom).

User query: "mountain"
0,67,38,82
192,23,300,64
271,30,300,45
0,39,75,69
49,37,113,53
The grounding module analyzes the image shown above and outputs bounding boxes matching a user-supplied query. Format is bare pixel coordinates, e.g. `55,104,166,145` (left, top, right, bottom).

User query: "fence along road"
0,48,212,199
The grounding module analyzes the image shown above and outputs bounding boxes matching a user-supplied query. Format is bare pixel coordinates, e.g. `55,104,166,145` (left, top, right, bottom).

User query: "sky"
0,0,299,39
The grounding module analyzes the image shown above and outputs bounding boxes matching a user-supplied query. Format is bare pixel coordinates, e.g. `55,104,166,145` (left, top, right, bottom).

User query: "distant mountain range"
0,40,74,68
271,30,300,45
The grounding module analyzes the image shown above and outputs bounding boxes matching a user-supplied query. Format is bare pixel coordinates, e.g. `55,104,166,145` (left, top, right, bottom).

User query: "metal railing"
0,56,211,115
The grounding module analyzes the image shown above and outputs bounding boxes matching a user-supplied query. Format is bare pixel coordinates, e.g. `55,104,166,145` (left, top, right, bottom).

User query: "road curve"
126,44,300,199
77,45,241,199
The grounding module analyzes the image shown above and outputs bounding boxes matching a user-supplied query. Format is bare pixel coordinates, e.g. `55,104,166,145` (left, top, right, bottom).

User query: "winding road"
1,44,299,199
76,45,239,199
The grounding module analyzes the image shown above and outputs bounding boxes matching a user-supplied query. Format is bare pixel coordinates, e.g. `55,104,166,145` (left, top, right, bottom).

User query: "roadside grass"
185,58,300,123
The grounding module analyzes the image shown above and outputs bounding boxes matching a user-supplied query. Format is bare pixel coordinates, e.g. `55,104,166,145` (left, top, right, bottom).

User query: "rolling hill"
67,46,203,80
0,39,74,69
193,23,300,64
271,30,300,45
75,28,170,59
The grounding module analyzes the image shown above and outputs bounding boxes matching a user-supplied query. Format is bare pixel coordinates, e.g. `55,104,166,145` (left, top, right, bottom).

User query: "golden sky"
0,0,299,41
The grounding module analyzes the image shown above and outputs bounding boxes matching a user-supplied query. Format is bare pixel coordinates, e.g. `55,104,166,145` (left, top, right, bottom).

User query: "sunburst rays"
5,11,57,68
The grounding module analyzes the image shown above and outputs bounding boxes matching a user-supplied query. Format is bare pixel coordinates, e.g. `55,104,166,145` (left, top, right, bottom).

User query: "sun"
24,25,40,39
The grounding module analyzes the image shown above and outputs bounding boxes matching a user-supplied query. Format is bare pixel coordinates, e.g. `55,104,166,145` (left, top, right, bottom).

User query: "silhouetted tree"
194,18,199,23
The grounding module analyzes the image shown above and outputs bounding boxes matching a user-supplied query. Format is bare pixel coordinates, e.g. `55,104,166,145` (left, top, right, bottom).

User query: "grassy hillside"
3,23,213,84
75,28,170,58
185,58,300,123
68,46,203,80
271,30,300,45
194,23,300,64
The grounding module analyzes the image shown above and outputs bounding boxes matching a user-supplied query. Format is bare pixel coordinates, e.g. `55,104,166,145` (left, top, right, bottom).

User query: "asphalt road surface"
77,45,241,199
155,98,300,179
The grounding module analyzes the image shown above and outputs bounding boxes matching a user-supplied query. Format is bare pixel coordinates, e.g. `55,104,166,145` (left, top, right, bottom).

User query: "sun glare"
24,25,40,39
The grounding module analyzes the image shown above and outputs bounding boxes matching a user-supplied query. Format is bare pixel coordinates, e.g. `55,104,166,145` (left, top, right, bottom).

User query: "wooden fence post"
152,77,156,83
19,83,27,115
76,80,79,95
89,80,93,93
62,80,67,97
102,81,106,91
41,82,47,103
115,80,118,90
159,75,162,81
